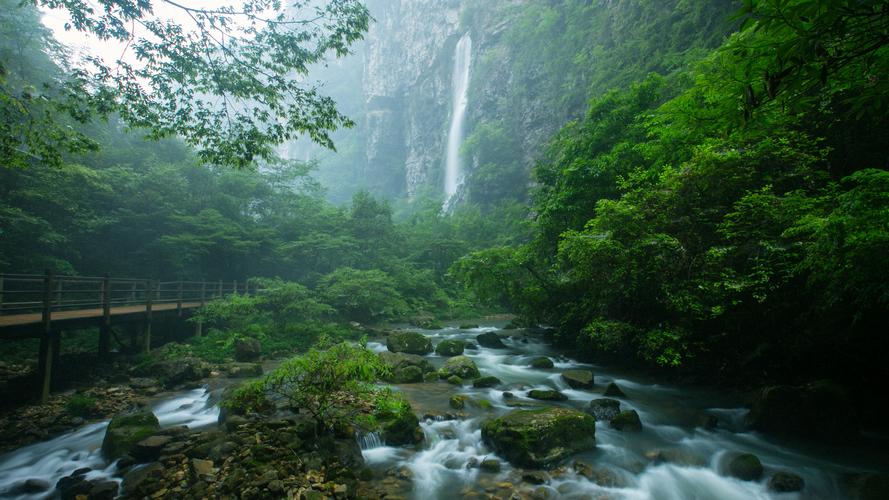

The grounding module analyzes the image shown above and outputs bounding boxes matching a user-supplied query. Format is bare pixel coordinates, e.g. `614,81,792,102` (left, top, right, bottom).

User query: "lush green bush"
65,394,99,418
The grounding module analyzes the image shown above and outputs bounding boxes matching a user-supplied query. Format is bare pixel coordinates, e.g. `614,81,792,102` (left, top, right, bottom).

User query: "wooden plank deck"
0,302,202,328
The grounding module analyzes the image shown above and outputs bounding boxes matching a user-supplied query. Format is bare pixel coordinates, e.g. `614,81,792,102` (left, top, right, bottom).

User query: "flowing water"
0,388,219,499
363,324,889,499
2,325,886,499
443,32,472,211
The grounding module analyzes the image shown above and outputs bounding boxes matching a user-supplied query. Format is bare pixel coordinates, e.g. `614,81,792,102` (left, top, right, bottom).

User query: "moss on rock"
481,408,596,468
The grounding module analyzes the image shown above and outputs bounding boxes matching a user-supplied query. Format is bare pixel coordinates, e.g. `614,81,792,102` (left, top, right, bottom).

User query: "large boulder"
746,380,857,440
768,472,805,493
561,370,594,389
234,338,262,362
476,332,505,348
439,356,480,380
528,389,568,401
378,351,433,383
386,331,432,355
610,410,642,432
138,358,210,388
473,376,502,388
481,408,596,468
435,339,465,357
587,398,621,421
727,453,763,481
529,357,554,369
101,409,161,460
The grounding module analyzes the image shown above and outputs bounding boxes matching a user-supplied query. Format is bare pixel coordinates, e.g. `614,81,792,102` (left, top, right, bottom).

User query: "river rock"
378,408,423,446
435,339,465,357
528,389,568,401
473,376,502,388
481,408,596,468
529,357,554,369
480,458,501,472
561,370,594,389
603,382,625,397
450,395,468,409
226,362,263,378
727,453,763,481
379,351,433,382
610,410,642,432
476,332,505,348
439,356,480,380
587,398,621,421
234,337,262,361
768,471,804,492
132,434,172,462
459,324,480,329
386,331,432,355
746,380,857,440
645,448,706,466
523,471,549,485
101,409,161,459
122,462,165,495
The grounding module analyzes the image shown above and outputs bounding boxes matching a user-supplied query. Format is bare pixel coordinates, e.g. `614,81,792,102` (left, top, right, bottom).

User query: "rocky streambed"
1,323,888,499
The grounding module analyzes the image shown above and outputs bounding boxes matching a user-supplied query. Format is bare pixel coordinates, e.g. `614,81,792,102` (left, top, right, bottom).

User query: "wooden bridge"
0,272,251,401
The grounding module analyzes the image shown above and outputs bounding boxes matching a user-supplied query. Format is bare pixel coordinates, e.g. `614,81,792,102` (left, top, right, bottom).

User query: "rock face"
386,331,432,355
435,339,465,357
439,355,480,380
101,410,161,459
476,332,505,348
378,351,433,383
561,370,594,389
587,398,621,422
234,338,262,362
481,408,596,468
746,380,857,439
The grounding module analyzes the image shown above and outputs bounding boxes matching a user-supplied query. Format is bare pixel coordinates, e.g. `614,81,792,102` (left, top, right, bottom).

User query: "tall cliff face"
290,0,736,205
361,0,462,198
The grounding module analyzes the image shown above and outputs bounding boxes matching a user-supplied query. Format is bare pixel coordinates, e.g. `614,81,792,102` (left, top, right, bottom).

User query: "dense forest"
1,0,888,499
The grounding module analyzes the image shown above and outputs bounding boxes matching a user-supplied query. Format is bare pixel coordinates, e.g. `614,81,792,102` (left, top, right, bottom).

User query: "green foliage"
223,379,273,416
262,340,386,434
318,268,408,323
65,394,98,418
5,0,370,168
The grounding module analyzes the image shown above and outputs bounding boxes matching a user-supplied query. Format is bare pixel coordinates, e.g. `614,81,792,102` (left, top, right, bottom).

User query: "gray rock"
476,332,505,348
561,370,594,389
610,410,642,432
234,338,262,361
587,398,621,421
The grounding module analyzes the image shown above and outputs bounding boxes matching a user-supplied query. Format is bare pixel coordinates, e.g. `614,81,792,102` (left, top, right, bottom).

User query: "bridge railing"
0,272,253,316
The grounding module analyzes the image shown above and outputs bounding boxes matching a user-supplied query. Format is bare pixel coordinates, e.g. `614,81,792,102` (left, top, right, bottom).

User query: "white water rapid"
443,32,472,211
0,388,219,500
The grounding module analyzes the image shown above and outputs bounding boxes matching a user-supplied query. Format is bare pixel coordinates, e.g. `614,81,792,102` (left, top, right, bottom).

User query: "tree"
5,0,370,168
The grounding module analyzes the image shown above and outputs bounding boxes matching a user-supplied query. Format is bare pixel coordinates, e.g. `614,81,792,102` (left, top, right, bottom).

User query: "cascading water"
0,388,219,500
442,32,472,212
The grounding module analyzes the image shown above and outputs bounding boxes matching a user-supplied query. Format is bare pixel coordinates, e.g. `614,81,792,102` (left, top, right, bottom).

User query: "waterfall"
443,32,472,210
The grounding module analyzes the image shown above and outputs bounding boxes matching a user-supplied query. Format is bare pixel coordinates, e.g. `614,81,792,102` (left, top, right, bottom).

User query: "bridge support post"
143,280,153,353
38,332,55,402
39,270,54,402
98,274,111,358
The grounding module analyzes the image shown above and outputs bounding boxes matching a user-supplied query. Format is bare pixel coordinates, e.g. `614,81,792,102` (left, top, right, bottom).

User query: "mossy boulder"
587,398,621,421
528,389,568,401
473,376,502,388
378,351,434,383
529,357,554,369
610,410,642,431
449,395,468,409
476,332,506,348
561,370,594,389
459,324,480,329
101,410,161,459
439,355,480,380
746,380,857,440
386,331,432,355
435,339,465,357
447,375,463,385
234,337,262,361
603,382,625,397
377,404,423,446
727,453,763,481
481,408,596,468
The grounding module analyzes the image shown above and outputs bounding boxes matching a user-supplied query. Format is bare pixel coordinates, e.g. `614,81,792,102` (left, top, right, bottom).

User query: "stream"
0,323,886,499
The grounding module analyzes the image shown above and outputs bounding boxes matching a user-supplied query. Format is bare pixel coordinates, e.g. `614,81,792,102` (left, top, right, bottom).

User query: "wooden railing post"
130,282,137,303
200,281,206,306
38,269,54,402
98,274,111,357
177,280,183,316
217,279,223,299
0,272,4,315
143,280,153,353
55,279,63,308
232,280,237,296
